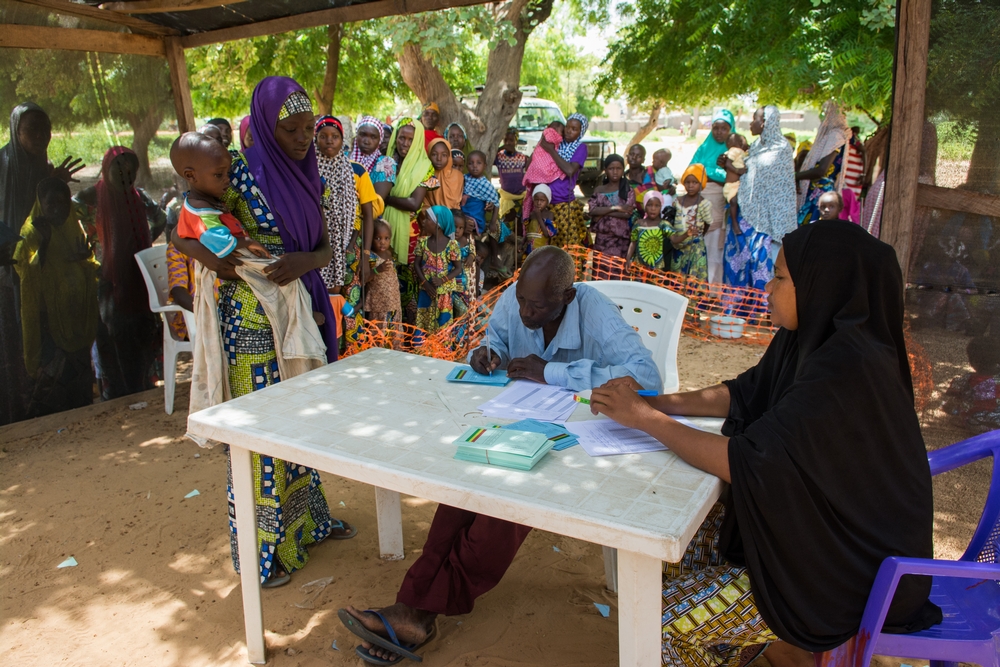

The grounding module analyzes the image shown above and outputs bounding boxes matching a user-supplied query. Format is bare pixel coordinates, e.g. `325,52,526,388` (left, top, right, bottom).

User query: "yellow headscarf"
681,163,708,189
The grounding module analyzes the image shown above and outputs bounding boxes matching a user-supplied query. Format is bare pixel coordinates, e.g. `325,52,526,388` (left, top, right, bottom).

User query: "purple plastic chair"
828,430,1000,667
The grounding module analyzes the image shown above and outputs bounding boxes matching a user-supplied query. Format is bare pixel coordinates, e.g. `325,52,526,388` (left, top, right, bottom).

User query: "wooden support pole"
165,37,195,134
0,24,165,56
882,0,932,280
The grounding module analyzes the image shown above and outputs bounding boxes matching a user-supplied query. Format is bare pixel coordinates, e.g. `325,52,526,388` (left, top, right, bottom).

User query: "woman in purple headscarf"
173,77,355,587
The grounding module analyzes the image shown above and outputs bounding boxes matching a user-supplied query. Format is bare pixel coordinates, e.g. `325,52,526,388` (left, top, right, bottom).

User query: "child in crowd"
170,132,269,261
522,121,565,187
461,151,501,235
524,183,556,257
817,191,844,221
652,148,676,195
495,127,529,225
721,133,749,230
364,219,401,324
413,206,463,335
668,164,712,281
451,208,477,317
451,149,466,172
166,232,197,341
626,190,671,272
943,335,1000,434
198,124,226,146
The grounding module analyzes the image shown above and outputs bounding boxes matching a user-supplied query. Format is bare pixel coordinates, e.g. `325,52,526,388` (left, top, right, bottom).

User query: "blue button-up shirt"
469,283,662,392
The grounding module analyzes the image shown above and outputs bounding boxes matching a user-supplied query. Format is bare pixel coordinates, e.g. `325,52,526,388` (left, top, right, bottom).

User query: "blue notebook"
446,365,511,386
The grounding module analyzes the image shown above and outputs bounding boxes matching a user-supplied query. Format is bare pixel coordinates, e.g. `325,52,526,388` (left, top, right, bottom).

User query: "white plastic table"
187,348,724,666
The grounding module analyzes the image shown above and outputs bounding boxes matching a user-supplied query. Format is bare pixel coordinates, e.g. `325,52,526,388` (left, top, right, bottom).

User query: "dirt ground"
0,333,984,667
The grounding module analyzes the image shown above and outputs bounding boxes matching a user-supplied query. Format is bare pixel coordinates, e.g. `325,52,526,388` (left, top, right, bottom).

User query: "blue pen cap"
636,390,659,396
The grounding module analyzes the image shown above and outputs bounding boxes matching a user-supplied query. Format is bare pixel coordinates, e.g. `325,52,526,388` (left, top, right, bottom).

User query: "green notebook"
453,427,553,471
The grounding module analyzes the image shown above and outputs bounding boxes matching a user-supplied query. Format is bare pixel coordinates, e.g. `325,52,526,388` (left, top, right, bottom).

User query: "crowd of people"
0,76,952,667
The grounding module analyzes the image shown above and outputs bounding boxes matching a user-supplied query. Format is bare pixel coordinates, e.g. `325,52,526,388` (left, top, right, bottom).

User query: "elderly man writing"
339,245,660,663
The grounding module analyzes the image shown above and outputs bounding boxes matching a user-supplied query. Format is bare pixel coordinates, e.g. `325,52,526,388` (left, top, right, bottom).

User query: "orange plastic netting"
341,245,933,412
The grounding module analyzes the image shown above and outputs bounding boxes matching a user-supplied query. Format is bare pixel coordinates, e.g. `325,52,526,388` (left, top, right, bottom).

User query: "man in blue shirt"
469,247,661,391
341,246,660,663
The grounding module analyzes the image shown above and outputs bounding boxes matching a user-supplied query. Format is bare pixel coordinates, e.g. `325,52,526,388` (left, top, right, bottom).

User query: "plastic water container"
709,316,745,339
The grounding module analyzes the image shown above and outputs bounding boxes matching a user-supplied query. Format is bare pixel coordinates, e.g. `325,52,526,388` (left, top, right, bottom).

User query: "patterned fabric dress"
668,199,711,281
339,162,383,345
630,221,670,270
550,200,589,248
723,210,773,291
589,189,635,258
413,235,461,335
452,239,476,318
797,147,845,226
220,151,334,582
165,243,195,340
364,256,401,323
662,502,776,667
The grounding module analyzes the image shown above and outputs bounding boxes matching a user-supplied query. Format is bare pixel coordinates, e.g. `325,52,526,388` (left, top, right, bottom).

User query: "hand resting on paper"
470,346,502,375
506,354,547,383
589,382,660,430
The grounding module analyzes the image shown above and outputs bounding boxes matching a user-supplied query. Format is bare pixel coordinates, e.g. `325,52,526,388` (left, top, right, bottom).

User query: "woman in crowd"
591,221,940,667
796,100,849,226
77,147,164,400
317,116,382,345
382,118,438,322
421,103,443,149
723,106,797,292
0,102,83,425
315,115,359,298
688,109,734,283
174,76,351,587
239,115,253,150
588,153,635,261
352,116,397,195
540,113,590,248
495,127,528,225
425,137,463,210
14,177,99,417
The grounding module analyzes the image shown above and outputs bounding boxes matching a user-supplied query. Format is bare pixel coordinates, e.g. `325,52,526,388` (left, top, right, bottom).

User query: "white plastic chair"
585,279,688,593
135,245,196,415
586,280,687,394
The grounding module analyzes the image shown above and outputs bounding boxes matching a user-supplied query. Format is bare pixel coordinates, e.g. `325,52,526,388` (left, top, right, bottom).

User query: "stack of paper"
477,382,578,422
565,420,668,457
453,426,553,471
446,365,511,386
498,419,579,451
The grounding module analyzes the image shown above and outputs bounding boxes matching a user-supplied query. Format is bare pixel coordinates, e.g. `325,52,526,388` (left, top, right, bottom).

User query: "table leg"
374,487,404,560
231,445,266,664
602,546,619,593
617,549,661,667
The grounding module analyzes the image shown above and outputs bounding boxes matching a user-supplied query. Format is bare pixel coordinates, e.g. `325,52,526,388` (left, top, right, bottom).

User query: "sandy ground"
0,333,983,667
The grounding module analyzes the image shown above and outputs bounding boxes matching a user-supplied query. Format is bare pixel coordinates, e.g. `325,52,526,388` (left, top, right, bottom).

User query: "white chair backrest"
134,245,172,313
586,280,687,394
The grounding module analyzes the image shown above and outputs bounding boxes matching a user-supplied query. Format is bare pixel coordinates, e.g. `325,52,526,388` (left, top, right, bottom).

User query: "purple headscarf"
244,76,337,362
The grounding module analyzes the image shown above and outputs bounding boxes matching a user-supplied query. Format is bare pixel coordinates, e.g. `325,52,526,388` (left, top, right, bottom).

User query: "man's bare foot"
345,603,437,661
764,641,813,667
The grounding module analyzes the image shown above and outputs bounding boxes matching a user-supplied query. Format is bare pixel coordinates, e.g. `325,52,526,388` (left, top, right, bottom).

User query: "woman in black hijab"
591,220,939,666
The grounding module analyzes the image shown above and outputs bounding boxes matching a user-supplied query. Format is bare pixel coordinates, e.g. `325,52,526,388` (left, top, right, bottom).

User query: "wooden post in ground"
164,36,195,134
882,0,932,280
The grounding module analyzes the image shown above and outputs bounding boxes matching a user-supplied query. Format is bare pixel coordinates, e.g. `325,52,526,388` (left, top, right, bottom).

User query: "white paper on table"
565,420,668,457
477,381,579,423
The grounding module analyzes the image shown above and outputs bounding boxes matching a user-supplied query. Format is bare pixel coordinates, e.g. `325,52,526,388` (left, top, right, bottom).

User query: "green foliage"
598,0,896,121
186,19,407,120
521,23,598,111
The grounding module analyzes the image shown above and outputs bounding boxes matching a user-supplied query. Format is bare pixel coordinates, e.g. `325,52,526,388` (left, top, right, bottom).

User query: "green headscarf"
385,117,435,263
689,108,735,185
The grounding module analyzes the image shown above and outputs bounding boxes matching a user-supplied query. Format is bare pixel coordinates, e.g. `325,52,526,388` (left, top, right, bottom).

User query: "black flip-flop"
262,572,290,588
338,608,433,663
328,519,358,540
353,623,438,665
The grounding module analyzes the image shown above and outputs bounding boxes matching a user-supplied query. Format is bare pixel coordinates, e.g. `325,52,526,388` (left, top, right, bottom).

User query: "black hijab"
720,221,939,651
0,103,51,235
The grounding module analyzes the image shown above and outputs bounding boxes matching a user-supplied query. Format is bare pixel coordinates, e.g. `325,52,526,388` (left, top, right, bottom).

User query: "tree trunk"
396,0,554,158
315,23,342,117
127,105,163,188
966,103,1000,194
688,106,700,138
626,101,664,151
